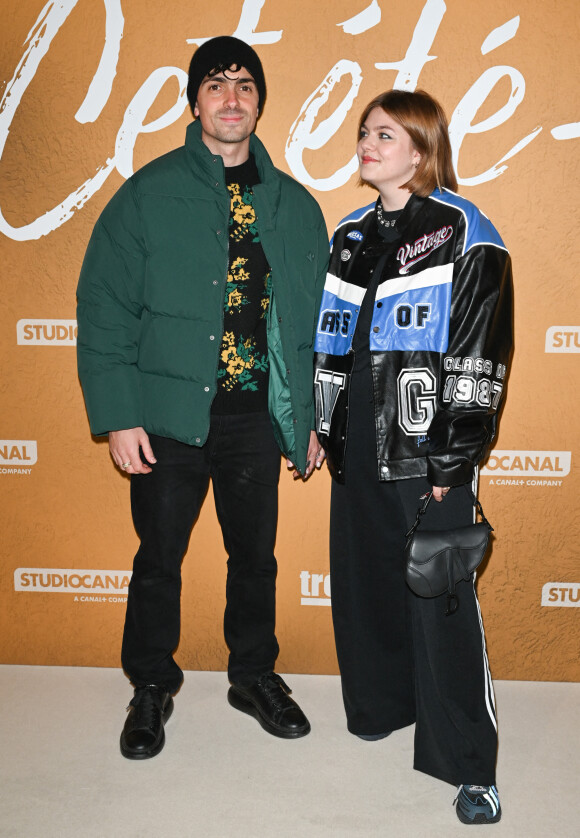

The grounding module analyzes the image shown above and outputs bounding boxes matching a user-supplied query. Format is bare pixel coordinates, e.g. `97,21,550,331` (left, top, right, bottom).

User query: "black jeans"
121,412,281,693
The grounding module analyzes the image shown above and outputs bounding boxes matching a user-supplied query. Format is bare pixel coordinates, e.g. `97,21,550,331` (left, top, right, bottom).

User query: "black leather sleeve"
426,244,513,487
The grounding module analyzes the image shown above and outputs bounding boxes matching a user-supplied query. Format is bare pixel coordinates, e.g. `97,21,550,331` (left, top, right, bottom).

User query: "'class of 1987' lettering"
397,356,506,437
442,356,507,409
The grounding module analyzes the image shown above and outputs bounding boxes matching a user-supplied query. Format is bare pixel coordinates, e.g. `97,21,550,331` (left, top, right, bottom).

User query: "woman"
314,90,512,824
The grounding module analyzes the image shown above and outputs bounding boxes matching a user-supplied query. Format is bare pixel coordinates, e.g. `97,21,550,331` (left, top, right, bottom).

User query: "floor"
0,666,577,837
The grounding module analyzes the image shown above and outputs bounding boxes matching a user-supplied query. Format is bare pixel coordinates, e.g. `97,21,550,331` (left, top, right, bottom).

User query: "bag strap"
405,492,432,540
465,486,493,530
405,486,493,539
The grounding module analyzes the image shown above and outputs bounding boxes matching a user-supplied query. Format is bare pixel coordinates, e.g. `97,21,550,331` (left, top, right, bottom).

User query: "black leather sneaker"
228,672,311,739
120,685,174,760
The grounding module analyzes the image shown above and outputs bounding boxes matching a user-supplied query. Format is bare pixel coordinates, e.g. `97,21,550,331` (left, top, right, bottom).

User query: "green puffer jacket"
77,120,328,473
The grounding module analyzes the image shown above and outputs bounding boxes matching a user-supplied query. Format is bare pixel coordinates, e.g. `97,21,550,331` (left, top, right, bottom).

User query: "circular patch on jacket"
340,249,351,261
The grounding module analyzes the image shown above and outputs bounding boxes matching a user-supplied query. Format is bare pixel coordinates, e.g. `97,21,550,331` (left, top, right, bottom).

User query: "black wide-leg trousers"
121,412,281,694
330,407,498,785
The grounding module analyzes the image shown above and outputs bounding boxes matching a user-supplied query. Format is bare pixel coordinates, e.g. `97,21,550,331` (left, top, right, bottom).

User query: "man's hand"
109,427,156,475
286,430,325,481
432,486,450,502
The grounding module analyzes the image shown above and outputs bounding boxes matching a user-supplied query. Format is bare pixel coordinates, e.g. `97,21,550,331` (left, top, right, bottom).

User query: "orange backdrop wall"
1,0,578,681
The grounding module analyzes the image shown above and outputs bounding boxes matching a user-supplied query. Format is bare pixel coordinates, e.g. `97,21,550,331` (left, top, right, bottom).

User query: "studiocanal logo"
541,583,580,608
0,440,37,474
14,568,131,602
16,319,77,346
545,326,580,353
300,571,331,606
481,450,571,487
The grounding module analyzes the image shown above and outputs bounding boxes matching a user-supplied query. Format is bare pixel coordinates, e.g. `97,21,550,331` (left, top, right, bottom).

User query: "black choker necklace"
376,201,399,228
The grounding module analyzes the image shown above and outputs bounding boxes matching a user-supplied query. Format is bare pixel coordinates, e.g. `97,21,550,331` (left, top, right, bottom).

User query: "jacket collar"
373,192,427,235
395,192,428,233
184,120,281,219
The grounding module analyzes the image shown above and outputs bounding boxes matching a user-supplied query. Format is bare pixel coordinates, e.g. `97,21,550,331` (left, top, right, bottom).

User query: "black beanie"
187,36,266,115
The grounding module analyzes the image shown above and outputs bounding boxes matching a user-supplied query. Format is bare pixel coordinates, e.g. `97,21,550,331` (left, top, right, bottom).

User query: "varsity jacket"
77,120,328,474
314,189,513,485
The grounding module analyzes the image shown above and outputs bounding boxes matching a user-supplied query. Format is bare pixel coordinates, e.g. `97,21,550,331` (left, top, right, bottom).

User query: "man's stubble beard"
210,110,256,145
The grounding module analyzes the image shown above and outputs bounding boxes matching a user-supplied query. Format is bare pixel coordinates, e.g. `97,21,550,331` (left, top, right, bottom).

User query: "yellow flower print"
221,346,237,364
233,203,256,226
229,194,243,218
228,257,250,288
217,331,268,392
227,355,246,377
242,339,256,368
227,288,243,310
228,265,249,284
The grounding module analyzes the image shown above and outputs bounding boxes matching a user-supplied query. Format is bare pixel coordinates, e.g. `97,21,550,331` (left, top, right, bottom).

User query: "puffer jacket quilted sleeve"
77,178,146,434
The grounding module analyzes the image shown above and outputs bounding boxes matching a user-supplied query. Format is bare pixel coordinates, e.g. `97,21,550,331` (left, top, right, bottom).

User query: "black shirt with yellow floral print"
211,155,271,414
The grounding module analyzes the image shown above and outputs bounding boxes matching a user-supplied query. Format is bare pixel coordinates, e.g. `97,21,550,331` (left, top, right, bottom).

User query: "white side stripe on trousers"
471,468,498,732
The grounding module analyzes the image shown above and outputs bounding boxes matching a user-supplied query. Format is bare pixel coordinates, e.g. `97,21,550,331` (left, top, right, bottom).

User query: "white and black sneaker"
454,785,502,824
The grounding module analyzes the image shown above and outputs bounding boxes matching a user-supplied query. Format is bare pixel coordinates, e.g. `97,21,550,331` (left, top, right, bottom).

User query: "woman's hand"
431,486,450,502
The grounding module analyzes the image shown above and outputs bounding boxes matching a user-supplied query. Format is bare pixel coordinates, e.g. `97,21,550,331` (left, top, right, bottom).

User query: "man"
77,36,328,760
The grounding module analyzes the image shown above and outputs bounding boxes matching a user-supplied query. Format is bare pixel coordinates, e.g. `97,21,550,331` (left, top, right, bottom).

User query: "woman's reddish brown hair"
358,89,458,196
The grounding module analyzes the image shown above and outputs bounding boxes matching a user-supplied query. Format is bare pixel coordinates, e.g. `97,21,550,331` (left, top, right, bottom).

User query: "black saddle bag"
404,489,493,615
